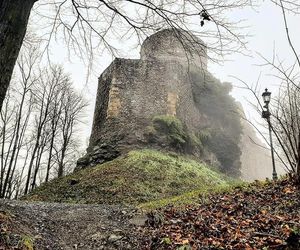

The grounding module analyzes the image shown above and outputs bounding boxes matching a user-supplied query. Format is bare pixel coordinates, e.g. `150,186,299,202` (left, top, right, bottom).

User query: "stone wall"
78,29,209,169
78,28,275,181
87,59,206,157
140,29,207,69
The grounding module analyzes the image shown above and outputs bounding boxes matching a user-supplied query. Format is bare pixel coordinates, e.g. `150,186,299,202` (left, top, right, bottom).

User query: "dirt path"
0,199,147,249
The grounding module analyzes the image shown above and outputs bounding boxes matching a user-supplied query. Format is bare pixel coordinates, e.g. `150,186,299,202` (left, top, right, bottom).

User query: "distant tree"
0,44,39,198
23,65,87,194
0,42,39,198
0,38,87,198
44,77,64,183
1,0,253,111
23,68,57,194
271,84,299,182
0,89,17,197
54,86,87,178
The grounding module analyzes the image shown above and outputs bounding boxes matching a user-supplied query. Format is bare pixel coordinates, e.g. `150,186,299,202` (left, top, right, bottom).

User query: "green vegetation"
139,179,245,210
24,149,232,205
20,235,34,250
147,115,203,152
153,115,187,147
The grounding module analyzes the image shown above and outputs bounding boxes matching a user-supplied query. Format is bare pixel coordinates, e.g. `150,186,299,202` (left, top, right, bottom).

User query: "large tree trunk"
0,0,36,111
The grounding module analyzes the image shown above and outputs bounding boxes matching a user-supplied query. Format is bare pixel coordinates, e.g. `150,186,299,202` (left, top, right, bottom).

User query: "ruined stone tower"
77,29,278,181
77,29,209,167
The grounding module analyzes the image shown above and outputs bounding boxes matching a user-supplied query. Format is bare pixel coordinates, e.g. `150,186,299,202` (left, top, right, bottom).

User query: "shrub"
152,115,187,149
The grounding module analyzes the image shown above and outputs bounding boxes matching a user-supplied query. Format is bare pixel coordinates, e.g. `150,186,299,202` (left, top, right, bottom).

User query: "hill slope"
24,150,230,205
140,178,300,249
1,176,299,249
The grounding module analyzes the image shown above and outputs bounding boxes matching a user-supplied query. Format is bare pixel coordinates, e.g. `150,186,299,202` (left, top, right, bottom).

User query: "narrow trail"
0,200,146,249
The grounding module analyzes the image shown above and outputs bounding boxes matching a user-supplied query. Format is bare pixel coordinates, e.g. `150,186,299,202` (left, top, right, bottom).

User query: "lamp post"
262,88,278,180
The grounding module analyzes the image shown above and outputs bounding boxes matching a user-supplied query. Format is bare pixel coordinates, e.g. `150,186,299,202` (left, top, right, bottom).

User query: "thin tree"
0,89,17,194
30,126,49,190
44,88,64,183
1,45,39,198
55,83,87,178
271,83,299,182
23,67,58,194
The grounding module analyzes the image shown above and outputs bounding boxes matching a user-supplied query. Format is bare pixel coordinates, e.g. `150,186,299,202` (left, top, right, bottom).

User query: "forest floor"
0,178,300,249
140,178,300,249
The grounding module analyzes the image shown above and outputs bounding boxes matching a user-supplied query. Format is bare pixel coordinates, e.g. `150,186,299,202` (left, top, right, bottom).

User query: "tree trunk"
45,131,55,182
297,132,300,184
1,87,26,197
0,0,36,111
57,146,66,178
31,141,45,191
24,137,39,195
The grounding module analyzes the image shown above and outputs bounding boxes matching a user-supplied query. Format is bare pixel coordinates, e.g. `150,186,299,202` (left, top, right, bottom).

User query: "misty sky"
33,1,300,143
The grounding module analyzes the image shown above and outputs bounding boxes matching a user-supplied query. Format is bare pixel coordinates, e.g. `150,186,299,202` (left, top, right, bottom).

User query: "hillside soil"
0,179,299,249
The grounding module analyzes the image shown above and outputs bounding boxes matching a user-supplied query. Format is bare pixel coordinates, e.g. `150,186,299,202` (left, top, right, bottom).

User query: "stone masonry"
77,29,208,169
77,29,278,181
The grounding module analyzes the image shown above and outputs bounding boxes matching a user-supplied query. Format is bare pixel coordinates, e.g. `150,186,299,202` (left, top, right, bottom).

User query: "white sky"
35,1,300,144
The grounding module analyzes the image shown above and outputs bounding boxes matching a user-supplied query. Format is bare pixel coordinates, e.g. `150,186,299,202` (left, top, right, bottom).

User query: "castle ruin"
78,29,276,181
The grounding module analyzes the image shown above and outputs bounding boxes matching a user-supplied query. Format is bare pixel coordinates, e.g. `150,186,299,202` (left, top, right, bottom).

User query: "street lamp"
261,88,278,180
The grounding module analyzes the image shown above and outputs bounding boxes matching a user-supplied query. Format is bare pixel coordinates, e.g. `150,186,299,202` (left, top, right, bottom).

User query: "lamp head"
262,88,271,104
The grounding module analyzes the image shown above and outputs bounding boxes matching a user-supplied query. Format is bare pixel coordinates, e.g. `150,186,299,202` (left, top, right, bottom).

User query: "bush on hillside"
148,115,204,153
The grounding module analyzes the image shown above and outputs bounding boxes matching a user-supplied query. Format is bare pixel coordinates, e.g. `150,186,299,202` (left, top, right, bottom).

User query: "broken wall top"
140,29,207,69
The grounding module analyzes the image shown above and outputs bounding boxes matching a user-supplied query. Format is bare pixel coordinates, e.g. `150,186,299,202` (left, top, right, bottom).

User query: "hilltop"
23,149,231,205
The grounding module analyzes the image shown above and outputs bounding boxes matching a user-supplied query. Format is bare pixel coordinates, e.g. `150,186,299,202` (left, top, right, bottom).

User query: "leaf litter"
139,178,300,249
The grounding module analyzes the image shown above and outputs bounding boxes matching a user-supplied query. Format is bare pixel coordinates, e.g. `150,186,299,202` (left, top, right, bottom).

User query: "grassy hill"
23,149,233,205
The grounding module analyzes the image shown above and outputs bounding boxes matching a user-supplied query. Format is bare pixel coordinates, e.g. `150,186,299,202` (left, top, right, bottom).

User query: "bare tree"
21,65,87,193
55,81,87,178
14,141,32,199
0,89,17,196
1,0,254,111
24,66,64,194
30,126,49,191
0,45,39,198
0,36,87,197
44,84,64,183
271,83,299,182
234,0,300,184
264,0,300,183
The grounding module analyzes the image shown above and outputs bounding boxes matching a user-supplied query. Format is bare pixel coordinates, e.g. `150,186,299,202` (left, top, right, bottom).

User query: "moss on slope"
24,150,231,205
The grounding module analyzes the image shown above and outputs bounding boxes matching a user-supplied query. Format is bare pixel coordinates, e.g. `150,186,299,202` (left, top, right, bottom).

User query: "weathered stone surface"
140,28,207,69
78,28,276,180
77,29,209,169
76,143,120,171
